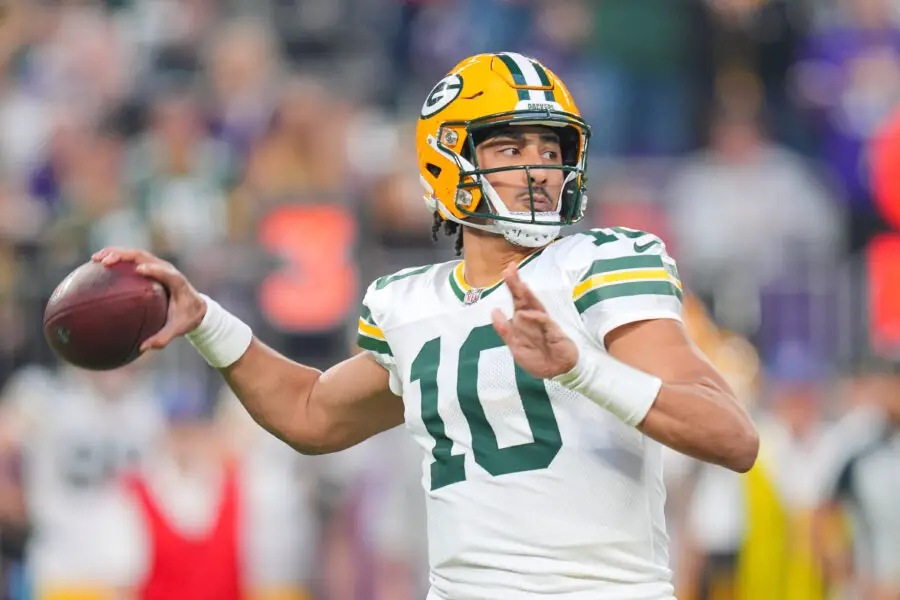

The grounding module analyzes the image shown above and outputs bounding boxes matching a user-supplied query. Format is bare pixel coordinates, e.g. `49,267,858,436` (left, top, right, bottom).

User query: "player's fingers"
491,308,512,343
517,309,551,324
516,310,552,333
135,262,183,290
503,264,529,307
91,248,111,261
139,324,179,352
97,248,158,266
139,333,166,352
91,247,136,262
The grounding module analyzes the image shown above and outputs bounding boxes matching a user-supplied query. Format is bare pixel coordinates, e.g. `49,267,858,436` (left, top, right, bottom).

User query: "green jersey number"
411,324,562,491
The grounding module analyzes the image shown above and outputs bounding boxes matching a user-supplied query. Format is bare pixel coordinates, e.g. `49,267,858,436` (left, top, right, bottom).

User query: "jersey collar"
449,245,548,305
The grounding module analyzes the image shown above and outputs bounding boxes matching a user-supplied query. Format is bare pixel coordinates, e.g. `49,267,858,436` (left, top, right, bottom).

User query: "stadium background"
0,0,898,598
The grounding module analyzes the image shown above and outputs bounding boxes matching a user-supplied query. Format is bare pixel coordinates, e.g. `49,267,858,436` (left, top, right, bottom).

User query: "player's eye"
499,147,521,157
542,150,560,160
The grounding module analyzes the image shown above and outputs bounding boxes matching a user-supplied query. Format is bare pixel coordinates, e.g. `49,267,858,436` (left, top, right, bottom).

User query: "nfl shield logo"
464,288,484,305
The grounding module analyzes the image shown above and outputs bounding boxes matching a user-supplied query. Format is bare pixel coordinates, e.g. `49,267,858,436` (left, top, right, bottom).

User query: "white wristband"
186,294,253,369
551,344,662,427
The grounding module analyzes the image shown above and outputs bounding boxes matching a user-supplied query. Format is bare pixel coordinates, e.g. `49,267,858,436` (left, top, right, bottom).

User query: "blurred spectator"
217,386,355,600
24,3,136,127
704,0,811,149
794,0,900,247
588,0,706,155
46,116,151,261
127,85,233,259
26,109,87,215
230,74,350,229
685,352,833,600
814,363,900,600
108,378,356,600
0,361,165,600
665,106,843,334
110,385,244,600
205,18,280,160
0,2,894,598
667,294,761,600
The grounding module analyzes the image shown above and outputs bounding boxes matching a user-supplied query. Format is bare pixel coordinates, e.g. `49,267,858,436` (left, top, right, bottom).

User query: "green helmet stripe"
497,53,527,86
496,53,535,101
529,60,557,103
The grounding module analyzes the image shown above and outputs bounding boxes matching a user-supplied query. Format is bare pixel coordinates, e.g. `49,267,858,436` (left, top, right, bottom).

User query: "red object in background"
867,234,900,353
869,108,900,353
126,461,243,600
872,107,900,231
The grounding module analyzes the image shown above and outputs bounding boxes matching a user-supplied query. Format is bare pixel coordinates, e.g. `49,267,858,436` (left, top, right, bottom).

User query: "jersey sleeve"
356,287,403,396
571,229,684,347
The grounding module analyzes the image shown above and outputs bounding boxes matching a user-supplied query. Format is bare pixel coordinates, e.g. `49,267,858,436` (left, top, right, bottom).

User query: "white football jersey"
357,228,684,600
1,365,165,587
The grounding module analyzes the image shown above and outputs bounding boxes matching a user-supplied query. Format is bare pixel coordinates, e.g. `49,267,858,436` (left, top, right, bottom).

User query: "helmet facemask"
431,110,591,248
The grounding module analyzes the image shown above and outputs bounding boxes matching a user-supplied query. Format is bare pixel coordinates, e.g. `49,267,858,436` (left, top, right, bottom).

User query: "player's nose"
521,146,550,186
528,167,549,186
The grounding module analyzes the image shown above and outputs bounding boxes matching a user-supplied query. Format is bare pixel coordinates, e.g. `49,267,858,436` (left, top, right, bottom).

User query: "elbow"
283,411,356,456
726,425,760,474
283,422,339,456
291,443,332,456
285,431,337,456
280,385,342,456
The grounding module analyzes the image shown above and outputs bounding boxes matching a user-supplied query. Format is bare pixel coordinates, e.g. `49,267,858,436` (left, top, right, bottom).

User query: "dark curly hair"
431,211,464,256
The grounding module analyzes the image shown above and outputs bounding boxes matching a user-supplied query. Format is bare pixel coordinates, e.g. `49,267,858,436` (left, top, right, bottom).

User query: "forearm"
554,332,758,473
220,338,326,453
183,296,329,453
639,379,758,472
90,251,400,453
188,296,402,455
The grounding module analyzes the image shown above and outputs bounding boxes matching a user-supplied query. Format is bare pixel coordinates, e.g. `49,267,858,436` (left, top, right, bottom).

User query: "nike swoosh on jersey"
634,239,661,253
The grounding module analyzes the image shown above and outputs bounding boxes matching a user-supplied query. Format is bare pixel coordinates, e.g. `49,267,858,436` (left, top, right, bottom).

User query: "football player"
93,53,759,600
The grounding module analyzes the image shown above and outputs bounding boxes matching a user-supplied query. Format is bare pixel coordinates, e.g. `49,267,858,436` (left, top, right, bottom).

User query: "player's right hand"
91,248,207,352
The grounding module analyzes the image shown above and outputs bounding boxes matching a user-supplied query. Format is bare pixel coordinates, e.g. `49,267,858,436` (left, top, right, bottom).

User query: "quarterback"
94,53,759,600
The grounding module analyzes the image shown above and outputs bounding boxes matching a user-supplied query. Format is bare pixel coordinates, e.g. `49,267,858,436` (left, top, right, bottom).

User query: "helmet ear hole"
426,163,442,178
559,127,581,166
560,172,586,222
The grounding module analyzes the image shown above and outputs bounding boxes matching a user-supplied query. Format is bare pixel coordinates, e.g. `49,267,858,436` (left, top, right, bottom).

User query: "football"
43,261,169,370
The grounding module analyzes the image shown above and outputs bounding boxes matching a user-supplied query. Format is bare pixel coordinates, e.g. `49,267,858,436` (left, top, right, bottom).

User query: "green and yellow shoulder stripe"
572,231,683,315
357,302,392,356
356,264,437,357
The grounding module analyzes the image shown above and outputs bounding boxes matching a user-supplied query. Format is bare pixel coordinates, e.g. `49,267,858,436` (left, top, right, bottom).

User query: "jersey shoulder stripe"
356,261,447,357
557,228,684,339
573,254,683,314
357,317,391,355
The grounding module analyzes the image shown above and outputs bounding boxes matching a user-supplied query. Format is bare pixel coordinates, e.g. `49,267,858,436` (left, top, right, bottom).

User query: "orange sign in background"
257,204,357,333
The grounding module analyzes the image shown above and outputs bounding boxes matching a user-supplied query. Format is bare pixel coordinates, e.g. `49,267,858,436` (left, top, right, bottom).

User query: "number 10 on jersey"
411,325,563,491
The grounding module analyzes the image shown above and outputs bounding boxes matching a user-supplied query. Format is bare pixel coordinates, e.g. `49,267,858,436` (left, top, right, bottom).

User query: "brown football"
43,261,169,370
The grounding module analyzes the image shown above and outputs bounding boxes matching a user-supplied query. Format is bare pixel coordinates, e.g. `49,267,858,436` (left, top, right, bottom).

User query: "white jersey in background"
0,365,165,593
357,228,684,600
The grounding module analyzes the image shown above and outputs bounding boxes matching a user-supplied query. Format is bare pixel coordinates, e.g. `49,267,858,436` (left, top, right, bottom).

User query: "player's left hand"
492,262,579,380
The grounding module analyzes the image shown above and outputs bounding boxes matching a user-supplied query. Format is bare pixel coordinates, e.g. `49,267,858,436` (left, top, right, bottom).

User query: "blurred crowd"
0,0,898,599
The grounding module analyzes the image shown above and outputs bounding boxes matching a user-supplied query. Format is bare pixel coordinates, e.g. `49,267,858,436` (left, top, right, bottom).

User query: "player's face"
475,126,564,214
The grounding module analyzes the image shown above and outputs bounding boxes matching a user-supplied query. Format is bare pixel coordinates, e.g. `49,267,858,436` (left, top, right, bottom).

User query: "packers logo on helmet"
416,52,591,248
421,74,464,119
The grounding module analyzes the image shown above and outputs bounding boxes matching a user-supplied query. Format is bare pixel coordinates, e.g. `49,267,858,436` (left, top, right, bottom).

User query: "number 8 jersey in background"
357,228,684,600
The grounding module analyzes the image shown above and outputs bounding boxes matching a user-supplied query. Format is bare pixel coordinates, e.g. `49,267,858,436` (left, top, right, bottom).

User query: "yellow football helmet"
416,52,591,247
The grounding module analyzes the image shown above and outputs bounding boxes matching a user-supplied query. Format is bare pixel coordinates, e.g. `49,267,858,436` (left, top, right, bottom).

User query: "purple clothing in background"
798,26,900,211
